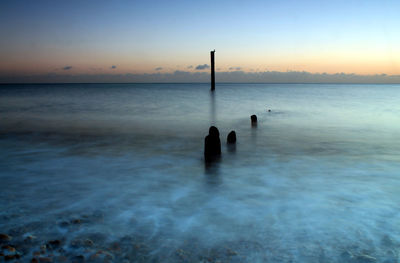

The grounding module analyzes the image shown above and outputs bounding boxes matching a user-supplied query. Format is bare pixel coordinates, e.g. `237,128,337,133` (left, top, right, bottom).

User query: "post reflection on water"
209,90,216,125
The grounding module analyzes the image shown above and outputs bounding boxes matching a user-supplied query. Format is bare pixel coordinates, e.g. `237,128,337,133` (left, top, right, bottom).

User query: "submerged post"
210,50,215,91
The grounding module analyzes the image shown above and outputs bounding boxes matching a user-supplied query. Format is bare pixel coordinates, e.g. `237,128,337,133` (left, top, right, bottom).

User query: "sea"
1,83,400,262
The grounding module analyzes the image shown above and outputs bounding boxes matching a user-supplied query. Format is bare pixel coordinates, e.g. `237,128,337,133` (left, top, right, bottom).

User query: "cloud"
195,64,210,70
111,65,117,69
2,71,400,84
155,67,163,71
63,66,72,70
229,67,242,71
187,65,193,69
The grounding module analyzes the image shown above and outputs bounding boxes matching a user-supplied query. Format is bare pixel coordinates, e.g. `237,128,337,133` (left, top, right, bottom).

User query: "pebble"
109,242,121,251
71,255,84,263
4,255,13,260
90,250,114,261
70,239,82,248
2,245,16,253
47,240,61,248
84,239,93,247
0,234,11,241
4,254,20,260
58,221,69,228
24,235,37,242
55,255,68,262
71,219,81,225
38,256,53,262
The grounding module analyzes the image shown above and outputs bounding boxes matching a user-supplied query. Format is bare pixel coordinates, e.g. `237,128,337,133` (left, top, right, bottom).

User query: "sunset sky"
0,0,399,82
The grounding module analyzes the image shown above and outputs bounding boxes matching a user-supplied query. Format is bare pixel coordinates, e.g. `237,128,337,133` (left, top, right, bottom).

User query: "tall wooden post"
210,50,215,91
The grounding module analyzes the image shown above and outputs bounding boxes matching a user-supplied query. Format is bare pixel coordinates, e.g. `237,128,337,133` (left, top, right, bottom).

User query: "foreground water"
1,83,400,262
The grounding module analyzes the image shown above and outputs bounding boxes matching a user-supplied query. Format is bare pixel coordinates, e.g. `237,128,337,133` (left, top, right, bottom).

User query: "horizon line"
2,82,400,85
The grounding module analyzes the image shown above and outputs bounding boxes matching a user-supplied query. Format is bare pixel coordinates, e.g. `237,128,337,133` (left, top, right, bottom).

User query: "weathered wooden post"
204,126,221,162
210,50,215,91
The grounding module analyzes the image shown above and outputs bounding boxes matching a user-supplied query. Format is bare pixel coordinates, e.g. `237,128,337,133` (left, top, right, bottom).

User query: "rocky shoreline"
0,211,248,263
1,206,399,263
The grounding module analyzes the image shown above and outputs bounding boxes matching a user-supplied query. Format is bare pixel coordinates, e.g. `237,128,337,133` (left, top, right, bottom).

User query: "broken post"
210,50,215,91
204,126,221,162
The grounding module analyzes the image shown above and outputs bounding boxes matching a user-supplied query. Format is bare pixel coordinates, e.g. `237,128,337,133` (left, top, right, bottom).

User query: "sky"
0,0,399,83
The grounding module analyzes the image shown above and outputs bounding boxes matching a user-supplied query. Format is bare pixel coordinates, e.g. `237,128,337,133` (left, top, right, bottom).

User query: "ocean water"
1,83,400,262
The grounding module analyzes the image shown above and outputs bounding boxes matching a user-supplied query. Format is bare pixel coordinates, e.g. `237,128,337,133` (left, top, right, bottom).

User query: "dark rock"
55,255,68,262
40,244,47,252
24,235,36,243
2,245,16,252
58,221,69,228
268,109,271,112
70,239,82,248
85,233,107,245
90,250,114,261
71,255,85,263
4,254,17,261
47,240,61,249
251,115,257,124
227,131,236,144
3,252,20,260
83,239,93,247
109,242,121,251
0,234,11,242
204,126,221,162
71,219,81,225
38,256,53,262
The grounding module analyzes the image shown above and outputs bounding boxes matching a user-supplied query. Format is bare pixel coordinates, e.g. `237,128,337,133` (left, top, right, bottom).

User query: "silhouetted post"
204,126,221,162
210,50,215,91
251,115,257,126
227,131,236,144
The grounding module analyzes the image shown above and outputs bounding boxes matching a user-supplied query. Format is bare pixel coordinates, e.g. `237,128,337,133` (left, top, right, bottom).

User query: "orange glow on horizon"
0,50,399,76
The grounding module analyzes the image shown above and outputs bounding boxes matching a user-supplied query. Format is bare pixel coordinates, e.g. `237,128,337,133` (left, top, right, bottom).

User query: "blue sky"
0,0,399,82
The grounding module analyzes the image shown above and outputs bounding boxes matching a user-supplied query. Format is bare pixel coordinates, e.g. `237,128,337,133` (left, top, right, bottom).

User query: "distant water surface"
1,83,400,262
